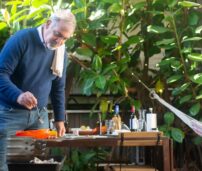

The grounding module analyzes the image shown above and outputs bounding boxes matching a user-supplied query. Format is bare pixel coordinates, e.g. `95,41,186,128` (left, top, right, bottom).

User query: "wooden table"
44,132,173,171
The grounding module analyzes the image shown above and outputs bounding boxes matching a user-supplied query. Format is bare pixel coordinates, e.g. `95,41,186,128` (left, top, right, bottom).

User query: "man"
0,9,76,171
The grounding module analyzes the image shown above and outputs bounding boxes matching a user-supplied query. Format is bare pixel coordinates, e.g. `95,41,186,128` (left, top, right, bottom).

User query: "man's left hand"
54,121,66,137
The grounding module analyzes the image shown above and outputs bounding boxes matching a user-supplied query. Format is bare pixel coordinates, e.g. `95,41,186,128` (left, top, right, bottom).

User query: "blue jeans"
0,106,49,171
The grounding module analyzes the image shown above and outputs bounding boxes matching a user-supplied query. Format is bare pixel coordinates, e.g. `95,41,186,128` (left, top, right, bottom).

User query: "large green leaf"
190,73,202,84
80,69,96,79
178,1,201,8
181,47,192,54
187,53,202,62
73,0,86,20
166,74,182,84
164,112,175,125
100,35,119,45
108,75,119,84
110,84,119,94
147,10,164,16
162,128,172,138
92,55,102,72
155,38,175,46
82,33,96,47
157,44,176,50
182,36,202,42
170,60,182,70
13,15,27,23
195,90,202,100
76,47,93,57
108,3,122,13
189,103,200,116
171,128,185,143
22,0,31,6
172,83,190,96
129,2,146,15
102,0,119,4
196,94,202,100
6,1,22,5
89,20,106,30
116,57,130,73
102,63,117,75
167,0,178,7
188,12,199,26
66,37,76,50
74,0,86,7
159,125,171,137
9,8,29,22
179,95,192,104
147,25,170,34
72,7,86,15
11,4,17,16
83,78,94,95
124,36,144,46
119,64,127,73
32,0,49,8
195,25,202,34
95,75,106,90
158,57,176,67
0,22,7,30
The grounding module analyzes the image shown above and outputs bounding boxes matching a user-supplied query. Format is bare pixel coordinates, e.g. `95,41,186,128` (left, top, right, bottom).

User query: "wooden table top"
44,131,167,147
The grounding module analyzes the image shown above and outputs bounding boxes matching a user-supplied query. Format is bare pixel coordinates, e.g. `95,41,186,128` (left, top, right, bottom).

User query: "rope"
131,73,202,137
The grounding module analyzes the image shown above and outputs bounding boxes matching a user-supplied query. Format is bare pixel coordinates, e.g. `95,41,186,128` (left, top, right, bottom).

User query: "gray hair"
50,9,76,34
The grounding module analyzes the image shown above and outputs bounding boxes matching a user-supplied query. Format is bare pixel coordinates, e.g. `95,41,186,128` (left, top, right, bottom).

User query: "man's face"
43,20,73,50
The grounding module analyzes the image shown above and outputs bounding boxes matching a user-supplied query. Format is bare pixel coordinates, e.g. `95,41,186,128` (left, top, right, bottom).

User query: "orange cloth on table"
15,129,57,139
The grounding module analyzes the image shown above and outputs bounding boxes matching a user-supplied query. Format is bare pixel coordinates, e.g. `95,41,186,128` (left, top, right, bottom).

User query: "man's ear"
45,20,52,28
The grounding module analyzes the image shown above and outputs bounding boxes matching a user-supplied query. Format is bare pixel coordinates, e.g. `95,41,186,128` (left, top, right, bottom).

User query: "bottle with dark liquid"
129,106,135,131
129,106,138,131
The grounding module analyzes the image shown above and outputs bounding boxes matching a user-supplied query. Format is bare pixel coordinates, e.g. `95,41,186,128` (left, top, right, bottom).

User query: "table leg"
163,138,173,171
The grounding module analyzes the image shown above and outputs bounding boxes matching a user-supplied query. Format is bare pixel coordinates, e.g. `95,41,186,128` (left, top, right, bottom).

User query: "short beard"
46,42,58,50
46,44,57,50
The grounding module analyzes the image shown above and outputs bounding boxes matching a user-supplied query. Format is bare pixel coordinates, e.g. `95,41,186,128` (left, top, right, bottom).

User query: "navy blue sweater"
0,28,67,121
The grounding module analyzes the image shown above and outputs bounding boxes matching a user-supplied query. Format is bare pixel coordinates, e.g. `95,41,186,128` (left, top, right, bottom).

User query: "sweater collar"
37,26,46,47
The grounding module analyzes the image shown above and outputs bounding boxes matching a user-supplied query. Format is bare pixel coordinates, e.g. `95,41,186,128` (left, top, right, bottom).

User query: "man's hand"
54,121,66,137
17,91,37,110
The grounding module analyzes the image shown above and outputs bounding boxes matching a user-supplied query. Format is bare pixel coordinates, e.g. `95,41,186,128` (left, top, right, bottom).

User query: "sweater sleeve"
0,33,25,103
50,54,68,121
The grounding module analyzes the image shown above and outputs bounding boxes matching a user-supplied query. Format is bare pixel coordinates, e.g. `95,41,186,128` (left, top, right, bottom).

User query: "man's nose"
55,37,64,45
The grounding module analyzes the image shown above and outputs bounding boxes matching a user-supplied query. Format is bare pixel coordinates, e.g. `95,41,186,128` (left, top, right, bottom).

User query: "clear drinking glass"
138,109,146,132
105,120,115,135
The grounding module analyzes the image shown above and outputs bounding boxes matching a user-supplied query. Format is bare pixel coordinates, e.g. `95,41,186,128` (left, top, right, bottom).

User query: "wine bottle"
129,106,138,131
129,106,135,131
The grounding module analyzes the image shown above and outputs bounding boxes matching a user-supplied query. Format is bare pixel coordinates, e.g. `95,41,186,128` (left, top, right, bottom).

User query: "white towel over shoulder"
51,45,65,77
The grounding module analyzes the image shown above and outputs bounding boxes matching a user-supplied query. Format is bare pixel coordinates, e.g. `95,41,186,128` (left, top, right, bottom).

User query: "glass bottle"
129,106,135,131
129,106,138,131
112,104,121,130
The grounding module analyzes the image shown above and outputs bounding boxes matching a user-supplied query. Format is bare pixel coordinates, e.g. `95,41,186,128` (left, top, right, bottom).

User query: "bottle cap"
149,108,153,113
115,104,119,114
131,106,135,113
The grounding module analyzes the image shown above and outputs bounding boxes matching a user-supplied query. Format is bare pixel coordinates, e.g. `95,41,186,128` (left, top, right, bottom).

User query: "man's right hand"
17,91,37,110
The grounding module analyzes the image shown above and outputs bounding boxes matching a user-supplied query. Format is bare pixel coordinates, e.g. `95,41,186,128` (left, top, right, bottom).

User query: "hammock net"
151,91,202,137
